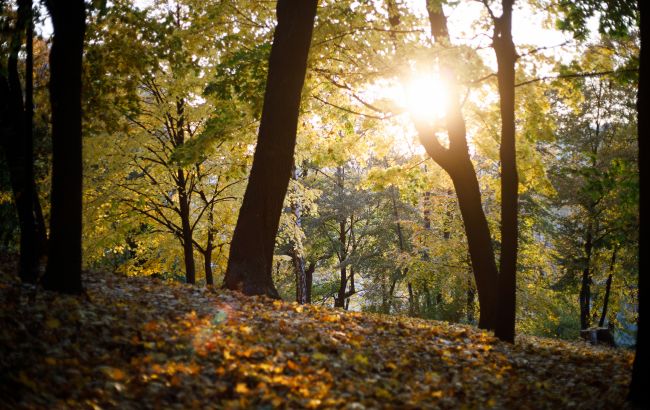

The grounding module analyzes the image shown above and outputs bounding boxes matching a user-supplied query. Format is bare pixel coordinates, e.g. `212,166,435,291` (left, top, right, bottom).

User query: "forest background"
0,0,640,346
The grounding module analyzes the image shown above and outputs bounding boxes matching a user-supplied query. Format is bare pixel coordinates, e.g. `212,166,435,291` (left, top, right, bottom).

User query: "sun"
403,73,449,124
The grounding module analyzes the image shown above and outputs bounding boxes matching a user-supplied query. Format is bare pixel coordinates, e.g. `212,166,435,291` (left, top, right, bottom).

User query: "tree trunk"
223,0,318,297
290,163,308,304
493,0,519,343
305,261,314,304
335,219,347,308
418,2,499,330
42,0,85,294
408,281,416,316
629,1,647,405
599,247,617,327
448,159,499,329
24,0,46,265
579,227,594,330
177,169,196,284
204,227,214,286
0,0,42,284
467,275,476,323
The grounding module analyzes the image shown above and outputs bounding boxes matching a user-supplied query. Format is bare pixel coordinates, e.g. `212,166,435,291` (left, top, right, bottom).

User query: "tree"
80,0,249,285
41,0,86,294
224,0,318,297
0,0,46,283
411,0,499,330
629,0,646,405
483,0,519,343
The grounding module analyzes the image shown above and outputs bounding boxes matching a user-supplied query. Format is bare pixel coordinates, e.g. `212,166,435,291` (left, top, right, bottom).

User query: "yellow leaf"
235,383,249,394
312,352,328,361
322,314,340,323
307,399,321,408
352,354,369,367
44,357,57,365
286,359,300,371
100,366,126,381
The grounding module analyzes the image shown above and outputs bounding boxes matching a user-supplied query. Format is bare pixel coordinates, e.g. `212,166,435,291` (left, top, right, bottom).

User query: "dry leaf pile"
0,266,634,409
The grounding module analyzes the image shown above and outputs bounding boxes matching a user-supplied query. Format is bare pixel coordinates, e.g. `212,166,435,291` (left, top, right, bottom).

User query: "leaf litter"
0,267,634,409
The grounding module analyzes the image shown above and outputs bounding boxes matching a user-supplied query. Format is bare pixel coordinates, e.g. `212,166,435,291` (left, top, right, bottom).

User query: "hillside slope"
0,266,633,409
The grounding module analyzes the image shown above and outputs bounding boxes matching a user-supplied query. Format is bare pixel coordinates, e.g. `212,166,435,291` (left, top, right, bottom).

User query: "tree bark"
223,0,318,297
41,0,85,294
629,0,647,405
493,0,519,343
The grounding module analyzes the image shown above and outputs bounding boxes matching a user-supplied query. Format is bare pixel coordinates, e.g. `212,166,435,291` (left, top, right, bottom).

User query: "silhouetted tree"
41,0,86,294
0,0,46,283
629,0,647,406
223,0,318,296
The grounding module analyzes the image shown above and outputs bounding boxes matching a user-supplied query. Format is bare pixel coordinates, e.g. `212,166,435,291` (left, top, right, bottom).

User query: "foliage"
0,267,634,408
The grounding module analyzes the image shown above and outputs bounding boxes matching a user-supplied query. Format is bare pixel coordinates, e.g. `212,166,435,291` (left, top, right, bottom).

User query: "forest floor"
0,261,635,409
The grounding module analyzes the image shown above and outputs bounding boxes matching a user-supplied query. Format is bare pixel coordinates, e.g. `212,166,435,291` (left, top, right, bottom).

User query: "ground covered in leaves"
0,265,634,409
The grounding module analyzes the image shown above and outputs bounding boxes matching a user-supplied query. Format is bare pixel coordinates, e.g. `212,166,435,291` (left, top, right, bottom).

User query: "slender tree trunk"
629,1,647,405
335,219,347,308
24,0,46,264
177,170,196,284
598,247,617,327
448,159,499,329
0,0,41,283
290,163,308,303
305,261,314,304
418,2,499,330
204,229,214,286
467,275,476,323
493,0,518,343
408,282,416,316
42,0,85,294
580,227,594,330
223,0,318,297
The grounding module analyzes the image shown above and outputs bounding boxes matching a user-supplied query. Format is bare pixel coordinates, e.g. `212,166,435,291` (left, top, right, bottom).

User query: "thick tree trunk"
579,227,594,330
493,0,518,343
223,0,318,297
42,0,85,294
629,0,647,405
